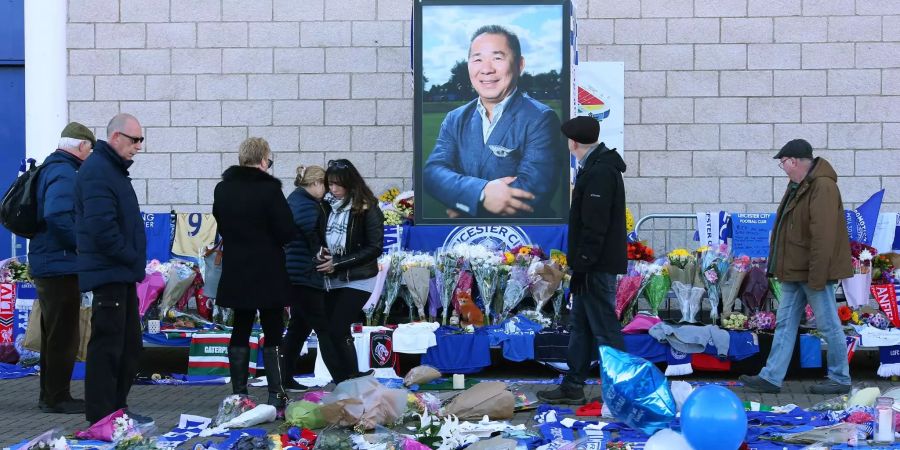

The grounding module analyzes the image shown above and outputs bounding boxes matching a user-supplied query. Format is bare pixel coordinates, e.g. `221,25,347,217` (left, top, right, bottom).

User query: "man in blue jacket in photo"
75,113,150,425
28,122,95,414
423,25,564,219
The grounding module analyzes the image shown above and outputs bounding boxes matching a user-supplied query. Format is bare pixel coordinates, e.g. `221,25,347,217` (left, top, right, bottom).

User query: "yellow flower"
504,252,515,264
668,248,690,259
851,312,860,324
518,246,532,255
696,245,710,253
625,206,635,233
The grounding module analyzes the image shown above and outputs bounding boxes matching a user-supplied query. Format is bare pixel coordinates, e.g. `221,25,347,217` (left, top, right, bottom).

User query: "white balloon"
644,428,695,450
671,380,694,412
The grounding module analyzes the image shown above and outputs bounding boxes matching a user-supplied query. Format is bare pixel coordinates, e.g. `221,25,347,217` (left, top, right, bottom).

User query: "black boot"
337,335,362,382
262,347,287,409
227,346,250,395
279,339,308,393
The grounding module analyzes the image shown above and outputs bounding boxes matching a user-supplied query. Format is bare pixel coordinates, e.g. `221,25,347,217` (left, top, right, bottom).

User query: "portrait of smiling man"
422,23,565,220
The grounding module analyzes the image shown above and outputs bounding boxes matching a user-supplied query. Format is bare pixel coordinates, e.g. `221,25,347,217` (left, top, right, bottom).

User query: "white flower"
859,249,874,262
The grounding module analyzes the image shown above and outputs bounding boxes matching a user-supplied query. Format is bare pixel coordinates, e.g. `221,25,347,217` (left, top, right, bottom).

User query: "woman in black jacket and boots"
281,165,328,392
315,159,384,383
212,137,295,408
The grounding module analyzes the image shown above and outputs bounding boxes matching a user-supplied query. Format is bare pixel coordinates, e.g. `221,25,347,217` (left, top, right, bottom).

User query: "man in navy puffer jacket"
74,113,149,425
28,122,95,414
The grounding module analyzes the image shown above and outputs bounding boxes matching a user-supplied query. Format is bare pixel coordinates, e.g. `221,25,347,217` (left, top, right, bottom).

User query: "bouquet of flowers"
643,263,671,317
841,242,877,309
0,258,31,282
721,255,750,321
499,263,534,323
549,250,569,325
434,247,463,325
401,253,433,321
873,254,898,285
380,251,406,323
627,241,655,262
748,311,776,331
528,258,566,315
615,265,644,323
699,244,730,323
722,313,749,330
740,262,770,314
468,246,503,322
667,248,704,323
75,409,147,443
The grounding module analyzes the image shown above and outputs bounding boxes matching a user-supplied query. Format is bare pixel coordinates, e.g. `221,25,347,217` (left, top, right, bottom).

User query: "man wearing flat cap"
741,139,853,395
538,115,627,404
28,122,95,414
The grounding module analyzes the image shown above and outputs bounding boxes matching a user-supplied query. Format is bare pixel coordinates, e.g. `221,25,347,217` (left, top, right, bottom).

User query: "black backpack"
0,158,47,239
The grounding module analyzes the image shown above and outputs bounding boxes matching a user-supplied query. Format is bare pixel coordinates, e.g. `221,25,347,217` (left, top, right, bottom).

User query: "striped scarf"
325,192,352,256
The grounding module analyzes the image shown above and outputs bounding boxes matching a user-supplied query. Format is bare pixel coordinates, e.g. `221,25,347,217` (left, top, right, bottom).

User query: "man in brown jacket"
740,139,853,394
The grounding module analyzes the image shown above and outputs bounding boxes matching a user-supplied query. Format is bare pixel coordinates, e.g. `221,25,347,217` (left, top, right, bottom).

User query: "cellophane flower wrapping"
500,265,531,322
740,266,770,314
528,260,565,315
471,255,501,322
671,281,705,324
841,271,873,309
699,244,730,323
381,251,406,323
552,277,569,326
721,255,750,321
213,394,258,426
402,254,433,321
644,269,671,317
434,247,462,325
615,274,642,322
365,261,389,325
75,409,138,442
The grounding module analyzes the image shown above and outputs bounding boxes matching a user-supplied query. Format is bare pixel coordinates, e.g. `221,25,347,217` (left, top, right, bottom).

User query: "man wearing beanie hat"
422,24,566,219
740,139,853,395
27,122,95,414
538,115,627,404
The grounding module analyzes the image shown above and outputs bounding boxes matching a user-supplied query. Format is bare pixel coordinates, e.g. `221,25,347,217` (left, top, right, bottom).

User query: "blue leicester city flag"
845,190,884,245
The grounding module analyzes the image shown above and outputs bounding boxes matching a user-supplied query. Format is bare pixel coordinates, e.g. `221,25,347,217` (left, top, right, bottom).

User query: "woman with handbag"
281,165,329,392
315,159,384,383
212,137,296,408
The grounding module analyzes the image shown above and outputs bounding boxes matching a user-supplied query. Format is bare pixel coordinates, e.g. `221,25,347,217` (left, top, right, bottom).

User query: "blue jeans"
759,281,851,387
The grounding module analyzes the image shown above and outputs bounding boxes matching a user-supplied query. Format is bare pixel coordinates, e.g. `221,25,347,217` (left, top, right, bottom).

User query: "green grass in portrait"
420,99,565,219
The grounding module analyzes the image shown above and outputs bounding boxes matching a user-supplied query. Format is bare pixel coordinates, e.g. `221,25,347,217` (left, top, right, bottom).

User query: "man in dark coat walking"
75,113,149,424
537,116,628,404
29,122,95,414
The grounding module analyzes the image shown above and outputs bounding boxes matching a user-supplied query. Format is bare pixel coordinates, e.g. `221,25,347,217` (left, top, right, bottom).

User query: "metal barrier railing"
633,213,697,256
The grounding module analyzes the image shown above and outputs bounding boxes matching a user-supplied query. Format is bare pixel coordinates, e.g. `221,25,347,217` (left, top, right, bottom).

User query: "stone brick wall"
68,0,900,219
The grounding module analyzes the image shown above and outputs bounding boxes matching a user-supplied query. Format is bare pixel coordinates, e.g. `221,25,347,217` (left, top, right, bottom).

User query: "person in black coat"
75,113,149,424
537,116,628,405
212,137,296,407
315,159,384,383
281,164,328,392
30,122,94,415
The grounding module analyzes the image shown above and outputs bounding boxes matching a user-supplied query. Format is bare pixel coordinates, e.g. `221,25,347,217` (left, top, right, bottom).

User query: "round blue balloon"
681,385,747,450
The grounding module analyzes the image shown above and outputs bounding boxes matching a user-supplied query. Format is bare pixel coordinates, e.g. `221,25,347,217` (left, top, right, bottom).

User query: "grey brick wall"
68,0,900,219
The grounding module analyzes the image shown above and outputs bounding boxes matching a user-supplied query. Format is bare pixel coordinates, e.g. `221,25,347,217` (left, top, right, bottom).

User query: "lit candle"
877,407,894,442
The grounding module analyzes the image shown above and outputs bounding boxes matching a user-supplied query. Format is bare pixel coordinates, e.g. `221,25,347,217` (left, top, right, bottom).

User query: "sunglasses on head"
328,159,350,169
118,132,144,144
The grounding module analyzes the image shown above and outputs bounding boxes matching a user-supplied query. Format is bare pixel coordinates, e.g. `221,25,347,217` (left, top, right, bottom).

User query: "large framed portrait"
414,0,572,225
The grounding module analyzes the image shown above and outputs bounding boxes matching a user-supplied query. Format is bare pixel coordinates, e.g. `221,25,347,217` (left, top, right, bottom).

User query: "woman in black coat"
315,159,384,383
280,164,328,392
212,137,296,407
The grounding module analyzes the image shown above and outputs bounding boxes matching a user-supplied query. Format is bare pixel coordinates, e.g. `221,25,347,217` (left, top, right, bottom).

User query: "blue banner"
731,213,776,258
845,190,884,245
403,225,568,252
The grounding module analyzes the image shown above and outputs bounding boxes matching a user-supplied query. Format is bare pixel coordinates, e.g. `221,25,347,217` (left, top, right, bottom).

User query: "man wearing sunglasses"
740,139,853,395
74,113,152,425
